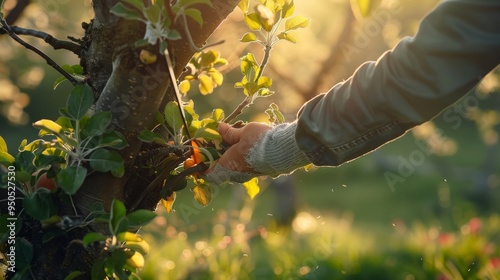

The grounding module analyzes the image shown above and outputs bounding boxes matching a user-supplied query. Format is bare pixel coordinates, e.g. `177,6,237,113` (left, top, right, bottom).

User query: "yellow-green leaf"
257,4,275,32
257,76,272,88
278,32,297,43
193,181,212,206
126,251,145,269
238,0,249,13
244,13,261,30
240,32,257,43
351,0,373,18
0,151,15,166
214,58,228,67
211,108,224,122
0,136,8,153
242,178,260,199
281,0,295,18
161,192,176,213
179,80,191,95
285,15,310,31
198,74,214,95
208,68,223,86
33,119,64,136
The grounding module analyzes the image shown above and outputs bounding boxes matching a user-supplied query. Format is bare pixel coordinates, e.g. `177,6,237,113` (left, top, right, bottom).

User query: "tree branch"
4,25,82,55
224,44,272,123
0,19,79,85
5,0,30,24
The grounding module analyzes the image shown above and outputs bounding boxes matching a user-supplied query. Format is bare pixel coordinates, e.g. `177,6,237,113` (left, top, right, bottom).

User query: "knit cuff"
246,122,310,177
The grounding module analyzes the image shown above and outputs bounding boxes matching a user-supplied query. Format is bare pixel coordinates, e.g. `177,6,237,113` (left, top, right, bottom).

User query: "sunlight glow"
292,212,318,234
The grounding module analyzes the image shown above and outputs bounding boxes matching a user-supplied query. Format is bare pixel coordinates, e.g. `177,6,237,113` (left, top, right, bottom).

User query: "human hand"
217,122,272,172
203,122,271,184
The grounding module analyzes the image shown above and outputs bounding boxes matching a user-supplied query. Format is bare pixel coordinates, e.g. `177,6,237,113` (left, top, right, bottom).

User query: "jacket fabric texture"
295,0,500,167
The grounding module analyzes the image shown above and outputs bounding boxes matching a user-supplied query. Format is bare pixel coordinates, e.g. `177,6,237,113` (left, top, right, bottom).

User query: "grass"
139,121,500,279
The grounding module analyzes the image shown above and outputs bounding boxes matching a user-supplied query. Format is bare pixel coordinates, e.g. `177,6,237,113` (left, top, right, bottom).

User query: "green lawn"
140,121,500,279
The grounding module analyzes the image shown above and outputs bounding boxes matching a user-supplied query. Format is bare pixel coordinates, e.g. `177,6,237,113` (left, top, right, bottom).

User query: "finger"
217,145,245,171
218,122,242,145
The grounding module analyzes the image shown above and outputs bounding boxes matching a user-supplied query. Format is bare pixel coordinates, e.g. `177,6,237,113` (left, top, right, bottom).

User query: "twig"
224,44,272,123
131,157,207,211
164,48,192,139
0,19,79,85
7,25,82,55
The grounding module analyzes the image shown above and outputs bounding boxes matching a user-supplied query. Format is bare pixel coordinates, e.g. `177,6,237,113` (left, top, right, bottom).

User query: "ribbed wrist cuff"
246,122,310,177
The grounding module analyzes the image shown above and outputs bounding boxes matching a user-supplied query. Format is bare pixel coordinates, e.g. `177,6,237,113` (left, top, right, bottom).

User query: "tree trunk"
8,1,240,278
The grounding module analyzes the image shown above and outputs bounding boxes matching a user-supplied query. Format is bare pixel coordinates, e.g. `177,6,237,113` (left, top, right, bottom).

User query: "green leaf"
194,127,221,142
83,232,107,247
91,259,106,280
23,188,58,220
127,210,157,227
110,199,126,235
64,271,85,280
71,65,83,75
240,32,257,43
163,175,188,192
164,101,184,133
184,8,203,26
175,0,213,8
34,154,65,168
285,15,310,31
56,166,87,195
89,149,125,178
244,13,261,30
165,29,182,40
138,130,167,145
67,85,93,120
15,238,33,270
53,76,68,90
208,69,223,86
99,131,128,149
85,112,112,136
61,64,75,75
192,180,212,206
277,32,297,43
242,177,260,199
16,151,36,174
110,2,145,21
55,116,73,130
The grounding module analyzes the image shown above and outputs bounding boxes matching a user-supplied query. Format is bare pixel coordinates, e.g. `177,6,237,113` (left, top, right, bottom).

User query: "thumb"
218,122,242,145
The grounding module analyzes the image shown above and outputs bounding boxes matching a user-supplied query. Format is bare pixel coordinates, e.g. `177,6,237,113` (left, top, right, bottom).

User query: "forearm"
295,0,500,166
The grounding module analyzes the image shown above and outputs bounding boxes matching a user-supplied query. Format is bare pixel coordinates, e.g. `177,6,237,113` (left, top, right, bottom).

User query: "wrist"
246,122,310,177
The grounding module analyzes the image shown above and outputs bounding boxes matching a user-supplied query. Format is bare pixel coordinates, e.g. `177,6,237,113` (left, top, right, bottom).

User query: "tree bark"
10,1,241,278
